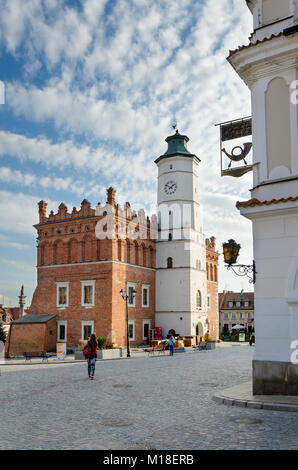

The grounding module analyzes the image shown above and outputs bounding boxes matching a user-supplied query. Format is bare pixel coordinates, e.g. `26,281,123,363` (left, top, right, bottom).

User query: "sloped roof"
219,291,254,310
236,196,298,209
228,32,284,58
11,313,56,324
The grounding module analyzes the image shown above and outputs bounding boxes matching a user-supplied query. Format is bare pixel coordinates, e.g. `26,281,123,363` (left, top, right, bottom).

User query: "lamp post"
222,239,257,284
120,288,136,358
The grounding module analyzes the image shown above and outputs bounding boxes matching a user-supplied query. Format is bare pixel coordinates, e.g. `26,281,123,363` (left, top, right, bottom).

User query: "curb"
212,395,298,413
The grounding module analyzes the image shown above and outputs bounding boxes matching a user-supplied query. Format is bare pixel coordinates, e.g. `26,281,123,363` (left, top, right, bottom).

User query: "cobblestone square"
0,346,297,450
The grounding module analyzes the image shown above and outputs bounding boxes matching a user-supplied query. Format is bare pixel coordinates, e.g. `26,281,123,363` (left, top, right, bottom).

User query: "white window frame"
57,320,67,342
56,282,69,308
128,320,135,340
81,280,95,307
127,282,136,307
81,320,94,341
142,285,150,308
142,320,151,340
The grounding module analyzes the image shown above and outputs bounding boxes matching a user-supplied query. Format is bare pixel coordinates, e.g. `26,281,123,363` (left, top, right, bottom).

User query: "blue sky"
0,0,254,306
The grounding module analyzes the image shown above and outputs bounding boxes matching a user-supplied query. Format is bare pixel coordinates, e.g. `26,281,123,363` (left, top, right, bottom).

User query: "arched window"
196,290,202,308
167,257,173,269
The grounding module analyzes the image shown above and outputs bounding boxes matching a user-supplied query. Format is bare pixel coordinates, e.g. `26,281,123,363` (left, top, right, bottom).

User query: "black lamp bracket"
226,260,256,284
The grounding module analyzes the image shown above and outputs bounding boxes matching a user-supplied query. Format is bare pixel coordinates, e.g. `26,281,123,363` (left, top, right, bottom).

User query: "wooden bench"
24,351,49,362
192,341,207,351
144,343,167,356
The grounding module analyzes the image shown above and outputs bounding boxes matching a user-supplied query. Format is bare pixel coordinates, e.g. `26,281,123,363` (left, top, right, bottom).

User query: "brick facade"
206,237,219,341
28,188,156,348
7,186,219,352
7,315,57,355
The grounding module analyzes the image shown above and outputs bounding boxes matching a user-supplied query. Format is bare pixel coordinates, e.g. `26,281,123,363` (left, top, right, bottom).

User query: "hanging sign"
215,116,253,177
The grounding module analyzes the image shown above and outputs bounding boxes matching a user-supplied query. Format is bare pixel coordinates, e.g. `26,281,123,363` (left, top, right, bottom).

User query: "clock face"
164,181,177,195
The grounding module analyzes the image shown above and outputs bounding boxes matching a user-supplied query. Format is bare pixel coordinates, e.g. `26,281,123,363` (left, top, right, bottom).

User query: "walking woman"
87,334,98,380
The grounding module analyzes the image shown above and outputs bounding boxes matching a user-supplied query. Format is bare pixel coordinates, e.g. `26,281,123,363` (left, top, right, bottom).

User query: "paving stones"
0,347,297,450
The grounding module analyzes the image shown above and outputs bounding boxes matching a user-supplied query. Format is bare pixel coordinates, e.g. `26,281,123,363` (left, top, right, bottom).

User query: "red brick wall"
7,318,57,355
30,192,156,349
206,238,219,341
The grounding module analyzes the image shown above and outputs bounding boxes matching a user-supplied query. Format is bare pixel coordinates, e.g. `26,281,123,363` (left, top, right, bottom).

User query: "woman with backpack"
84,334,98,380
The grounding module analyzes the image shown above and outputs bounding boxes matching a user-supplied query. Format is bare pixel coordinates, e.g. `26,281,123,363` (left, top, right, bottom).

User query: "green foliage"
78,340,87,351
0,323,7,343
97,335,107,350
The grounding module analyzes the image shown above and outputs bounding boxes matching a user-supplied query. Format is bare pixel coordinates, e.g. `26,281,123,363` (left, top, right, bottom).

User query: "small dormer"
247,0,294,30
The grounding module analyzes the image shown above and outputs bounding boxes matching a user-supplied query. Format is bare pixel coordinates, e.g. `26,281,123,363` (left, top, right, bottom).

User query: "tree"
0,322,7,343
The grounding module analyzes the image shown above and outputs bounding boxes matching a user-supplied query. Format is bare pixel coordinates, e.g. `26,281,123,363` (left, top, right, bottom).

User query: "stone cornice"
228,34,298,87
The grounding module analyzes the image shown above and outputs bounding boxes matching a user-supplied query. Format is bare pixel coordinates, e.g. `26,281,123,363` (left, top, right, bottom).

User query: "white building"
229,0,298,394
155,130,209,338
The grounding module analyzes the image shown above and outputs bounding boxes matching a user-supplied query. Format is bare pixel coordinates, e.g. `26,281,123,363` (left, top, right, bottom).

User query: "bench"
192,341,207,351
144,343,167,356
24,351,49,362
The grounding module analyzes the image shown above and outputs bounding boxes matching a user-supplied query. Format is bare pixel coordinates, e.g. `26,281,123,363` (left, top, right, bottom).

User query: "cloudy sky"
0,0,255,307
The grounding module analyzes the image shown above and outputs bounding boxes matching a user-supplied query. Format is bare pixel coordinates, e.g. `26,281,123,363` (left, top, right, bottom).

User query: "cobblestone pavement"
0,346,297,450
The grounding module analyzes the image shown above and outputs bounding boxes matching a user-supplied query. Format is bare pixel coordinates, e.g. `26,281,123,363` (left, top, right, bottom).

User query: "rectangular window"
245,301,250,307
128,320,135,340
224,313,229,319
59,325,66,340
127,283,136,307
240,313,243,319
143,320,150,341
142,285,149,307
81,321,94,341
81,280,95,307
59,287,67,306
56,282,69,307
232,313,236,319
228,301,233,307
84,325,92,340
84,285,93,304
57,321,67,342
236,301,241,307
248,312,252,319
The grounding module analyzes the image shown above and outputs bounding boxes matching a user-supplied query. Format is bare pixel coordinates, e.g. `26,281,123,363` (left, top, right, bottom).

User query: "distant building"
218,291,254,333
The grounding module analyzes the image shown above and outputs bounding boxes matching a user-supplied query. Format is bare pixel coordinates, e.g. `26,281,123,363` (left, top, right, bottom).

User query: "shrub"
97,335,107,350
78,340,87,351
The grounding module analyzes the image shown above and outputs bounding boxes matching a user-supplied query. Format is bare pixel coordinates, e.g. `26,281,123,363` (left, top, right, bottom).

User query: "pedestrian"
249,334,253,346
167,335,176,356
86,334,98,380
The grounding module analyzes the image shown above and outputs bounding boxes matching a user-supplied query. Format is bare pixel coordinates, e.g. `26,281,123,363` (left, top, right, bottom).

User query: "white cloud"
0,0,256,298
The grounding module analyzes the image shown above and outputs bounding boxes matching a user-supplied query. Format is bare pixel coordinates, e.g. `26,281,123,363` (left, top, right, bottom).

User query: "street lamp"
120,287,136,358
222,239,257,284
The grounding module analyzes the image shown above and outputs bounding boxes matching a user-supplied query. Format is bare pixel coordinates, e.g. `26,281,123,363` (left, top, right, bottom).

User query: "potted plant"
97,336,122,359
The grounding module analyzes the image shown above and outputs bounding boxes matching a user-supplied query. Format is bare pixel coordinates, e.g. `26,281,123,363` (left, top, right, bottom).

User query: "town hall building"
7,131,219,354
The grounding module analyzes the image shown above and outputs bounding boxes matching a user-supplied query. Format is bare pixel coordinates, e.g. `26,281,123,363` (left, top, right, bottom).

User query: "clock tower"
155,130,208,338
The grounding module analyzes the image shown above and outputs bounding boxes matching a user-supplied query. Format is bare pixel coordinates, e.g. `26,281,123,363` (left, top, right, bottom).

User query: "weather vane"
172,123,178,133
